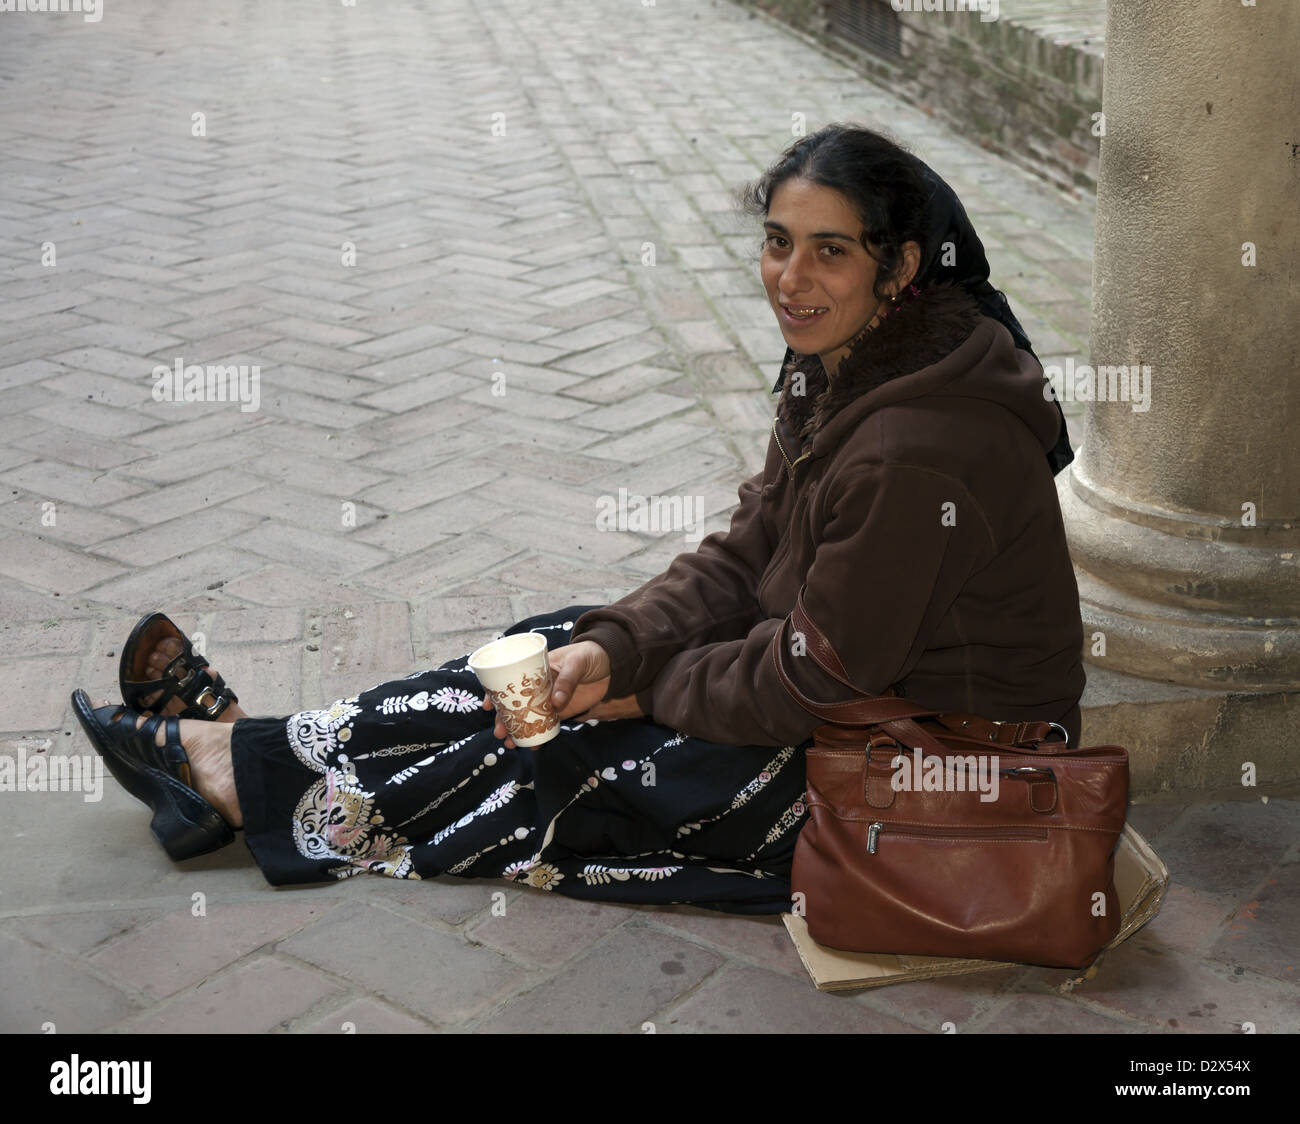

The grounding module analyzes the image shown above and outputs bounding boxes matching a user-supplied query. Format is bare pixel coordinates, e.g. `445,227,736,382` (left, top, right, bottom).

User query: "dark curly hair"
733,123,933,440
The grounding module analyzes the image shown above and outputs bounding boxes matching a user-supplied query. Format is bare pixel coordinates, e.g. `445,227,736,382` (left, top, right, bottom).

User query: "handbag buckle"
986,720,1070,745
1001,766,1059,813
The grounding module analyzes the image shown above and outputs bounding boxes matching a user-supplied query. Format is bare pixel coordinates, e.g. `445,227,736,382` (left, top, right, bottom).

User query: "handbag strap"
774,589,1063,750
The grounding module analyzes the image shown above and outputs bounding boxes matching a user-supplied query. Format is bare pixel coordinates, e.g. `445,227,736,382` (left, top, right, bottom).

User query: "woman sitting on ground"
72,122,1084,913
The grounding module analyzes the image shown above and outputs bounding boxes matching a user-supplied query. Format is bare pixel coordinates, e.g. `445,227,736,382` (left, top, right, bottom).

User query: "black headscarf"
770,156,1075,475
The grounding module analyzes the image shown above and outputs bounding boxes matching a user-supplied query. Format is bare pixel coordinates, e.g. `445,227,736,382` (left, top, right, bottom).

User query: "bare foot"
140,634,249,722
133,711,244,828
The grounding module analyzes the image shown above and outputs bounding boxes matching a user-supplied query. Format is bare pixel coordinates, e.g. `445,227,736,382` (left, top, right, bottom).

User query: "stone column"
1057,0,1300,797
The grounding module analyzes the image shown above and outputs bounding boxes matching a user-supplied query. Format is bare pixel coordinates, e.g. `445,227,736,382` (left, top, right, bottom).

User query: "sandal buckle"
194,688,226,717
164,653,197,689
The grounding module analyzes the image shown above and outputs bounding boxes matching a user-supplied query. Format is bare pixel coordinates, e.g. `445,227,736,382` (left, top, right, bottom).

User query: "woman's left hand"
574,694,644,723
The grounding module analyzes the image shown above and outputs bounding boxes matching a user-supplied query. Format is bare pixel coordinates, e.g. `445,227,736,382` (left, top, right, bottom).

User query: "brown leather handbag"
774,591,1129,969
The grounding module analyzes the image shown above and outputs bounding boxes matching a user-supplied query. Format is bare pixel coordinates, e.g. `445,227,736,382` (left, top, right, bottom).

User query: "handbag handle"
772,589,1065,750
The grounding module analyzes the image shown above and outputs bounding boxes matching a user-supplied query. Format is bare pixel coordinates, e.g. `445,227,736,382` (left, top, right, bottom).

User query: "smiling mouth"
781,303,828,322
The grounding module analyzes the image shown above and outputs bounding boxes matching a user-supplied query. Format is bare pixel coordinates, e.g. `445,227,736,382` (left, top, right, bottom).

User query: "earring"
880,284,920,320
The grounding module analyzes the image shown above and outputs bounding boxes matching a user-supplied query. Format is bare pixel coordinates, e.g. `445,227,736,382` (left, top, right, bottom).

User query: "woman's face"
760,177,900,376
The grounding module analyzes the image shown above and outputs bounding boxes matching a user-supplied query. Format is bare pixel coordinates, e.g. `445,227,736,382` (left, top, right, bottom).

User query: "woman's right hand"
544,640,613,717
482,639,613,746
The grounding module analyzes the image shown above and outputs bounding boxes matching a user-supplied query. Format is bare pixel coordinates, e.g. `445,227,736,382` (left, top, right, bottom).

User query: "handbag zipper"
866,821,1049,854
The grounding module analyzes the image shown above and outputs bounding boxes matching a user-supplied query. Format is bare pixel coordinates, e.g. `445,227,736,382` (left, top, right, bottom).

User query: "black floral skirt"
230,606,811,915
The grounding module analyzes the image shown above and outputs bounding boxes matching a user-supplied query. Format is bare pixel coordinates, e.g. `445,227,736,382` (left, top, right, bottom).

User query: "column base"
1081,664,1300,800
1058,469,1300,690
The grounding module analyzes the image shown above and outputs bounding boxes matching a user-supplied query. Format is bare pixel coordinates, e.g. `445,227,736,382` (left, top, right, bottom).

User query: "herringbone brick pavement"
5,0,1287,1039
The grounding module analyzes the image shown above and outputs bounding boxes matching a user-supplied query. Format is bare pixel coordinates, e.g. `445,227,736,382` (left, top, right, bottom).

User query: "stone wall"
736,0,1103,196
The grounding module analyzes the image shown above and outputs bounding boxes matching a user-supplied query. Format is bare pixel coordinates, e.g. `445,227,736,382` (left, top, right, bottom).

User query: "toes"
135,631,225,719
145,642,183,674
145,636,183,665
133,712,168,745
141,638,193,716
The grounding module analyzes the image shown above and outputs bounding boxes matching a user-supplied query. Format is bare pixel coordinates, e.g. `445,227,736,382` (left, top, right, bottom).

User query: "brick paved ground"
1,0,1295,1034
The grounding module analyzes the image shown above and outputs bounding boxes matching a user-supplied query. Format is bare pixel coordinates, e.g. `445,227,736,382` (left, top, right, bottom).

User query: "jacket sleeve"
638,460,996,745
569,464,775,700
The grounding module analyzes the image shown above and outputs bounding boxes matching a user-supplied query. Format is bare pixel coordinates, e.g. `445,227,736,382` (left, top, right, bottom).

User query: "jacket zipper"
757,530,793,604
865,821,1049,854
773,415,810,473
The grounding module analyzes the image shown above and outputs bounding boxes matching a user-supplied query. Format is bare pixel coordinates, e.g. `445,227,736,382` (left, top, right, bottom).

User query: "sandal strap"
160,656,238,715
123,643,238,720
134,712,191,783
185,673,237,719
163,649,207,685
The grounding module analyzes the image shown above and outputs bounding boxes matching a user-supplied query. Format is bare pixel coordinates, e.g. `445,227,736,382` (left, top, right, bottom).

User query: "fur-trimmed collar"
776,280,984,451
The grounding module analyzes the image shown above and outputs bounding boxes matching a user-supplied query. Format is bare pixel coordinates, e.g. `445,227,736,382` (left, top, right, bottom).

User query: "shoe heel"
148,777,236,861
71,689,236,862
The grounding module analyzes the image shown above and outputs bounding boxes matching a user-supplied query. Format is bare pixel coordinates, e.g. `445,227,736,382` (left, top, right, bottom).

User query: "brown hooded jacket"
570,281,1086,747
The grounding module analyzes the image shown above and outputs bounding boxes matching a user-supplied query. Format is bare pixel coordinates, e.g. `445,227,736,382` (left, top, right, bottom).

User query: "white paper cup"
467,631,560,748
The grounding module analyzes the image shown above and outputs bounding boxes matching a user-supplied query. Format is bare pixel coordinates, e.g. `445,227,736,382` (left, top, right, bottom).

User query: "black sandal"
71,689,236,861
119,612,239,720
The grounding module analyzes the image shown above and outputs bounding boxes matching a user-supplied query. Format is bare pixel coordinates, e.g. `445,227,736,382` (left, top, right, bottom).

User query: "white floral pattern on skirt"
232,606,811,915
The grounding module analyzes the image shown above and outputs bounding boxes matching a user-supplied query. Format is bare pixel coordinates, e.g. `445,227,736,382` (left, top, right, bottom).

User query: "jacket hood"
773,280,1063,471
